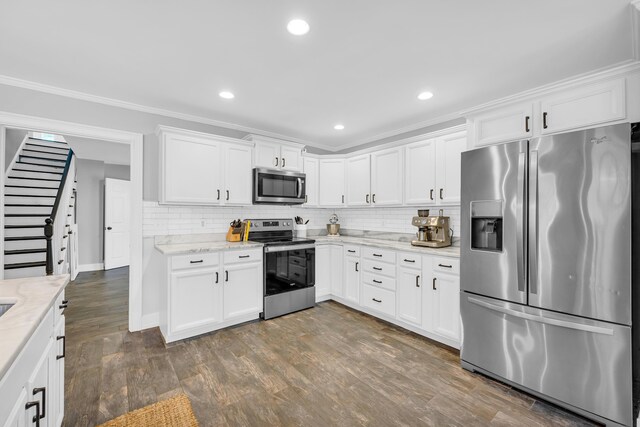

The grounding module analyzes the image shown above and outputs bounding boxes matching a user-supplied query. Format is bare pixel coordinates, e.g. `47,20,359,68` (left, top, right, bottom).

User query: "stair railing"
45,150,75,275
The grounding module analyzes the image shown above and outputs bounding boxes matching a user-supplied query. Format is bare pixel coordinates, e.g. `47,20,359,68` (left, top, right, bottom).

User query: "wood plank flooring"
63,268,598,426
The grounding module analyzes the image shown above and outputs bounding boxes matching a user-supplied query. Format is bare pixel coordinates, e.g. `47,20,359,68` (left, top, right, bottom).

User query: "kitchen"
1,1,640,426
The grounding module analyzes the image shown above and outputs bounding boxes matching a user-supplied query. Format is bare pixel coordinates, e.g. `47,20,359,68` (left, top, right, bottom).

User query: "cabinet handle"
215,272,219,284
372,194,376,203
342,195,345,204
282,158,286,168
543,112,548,129
275,157,279,167
433,277,437,290
373,253,382,257
438,263,452,268
190,260,203,264
355,262,359,272
373,279,382,284
59,303,68,310
439,188,444,200
430,189,434,200
225,270,229,282
25,401,40,426
372,298,382,303
217,189,220,200
239,255,250,259
416,275,421,288
404,259,415,263
366,194,370,204
226,190,230,201
56,335,66,360
373,267,382,271
62,299,69,304
525,115,530,132
347,249,356,253
33,387,46,419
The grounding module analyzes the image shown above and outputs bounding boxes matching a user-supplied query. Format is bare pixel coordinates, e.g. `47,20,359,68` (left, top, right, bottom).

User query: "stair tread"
12,168,64,175
4,225,45,229
28,137,67,144
8,177,61,182
19,155,67,163
5,248,47,255
4,261,47,270
5,214,50,217
22,148,69,156
5,185,58,190
25,143,69,151
5,236,46,241
5,194,55,198
5,204,54,207
15,161,65,169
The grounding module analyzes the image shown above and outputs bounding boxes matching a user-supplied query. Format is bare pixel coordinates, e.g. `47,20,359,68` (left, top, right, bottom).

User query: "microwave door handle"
516,151,527,293
297,177,302,198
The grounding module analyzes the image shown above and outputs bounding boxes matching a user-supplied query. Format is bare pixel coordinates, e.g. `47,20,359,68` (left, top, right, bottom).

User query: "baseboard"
140,312,160,330
78,263,104,272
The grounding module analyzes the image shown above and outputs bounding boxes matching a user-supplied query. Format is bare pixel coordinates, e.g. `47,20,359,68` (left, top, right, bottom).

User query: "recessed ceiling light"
287,19,310,35
334,124,345,130
418,91,434,100
219,91,235,99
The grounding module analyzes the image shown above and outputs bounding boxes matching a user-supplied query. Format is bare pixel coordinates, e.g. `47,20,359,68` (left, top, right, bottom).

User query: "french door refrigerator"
460,123,639,427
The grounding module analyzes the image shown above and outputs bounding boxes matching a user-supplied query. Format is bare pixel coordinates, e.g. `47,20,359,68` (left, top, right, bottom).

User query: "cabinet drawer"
172,252,219,270
344,245,360,257
362,272,396,291
362,284,396,317
397,252,421,269
362,247,395,263
433,257,459,275
223,248,262,264
363,259,396,278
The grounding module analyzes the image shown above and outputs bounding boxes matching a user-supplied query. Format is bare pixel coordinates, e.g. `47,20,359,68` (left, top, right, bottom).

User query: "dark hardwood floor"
63,268,597,426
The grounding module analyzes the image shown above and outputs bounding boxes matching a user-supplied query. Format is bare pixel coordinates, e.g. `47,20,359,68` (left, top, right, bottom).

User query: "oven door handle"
265,244,316,253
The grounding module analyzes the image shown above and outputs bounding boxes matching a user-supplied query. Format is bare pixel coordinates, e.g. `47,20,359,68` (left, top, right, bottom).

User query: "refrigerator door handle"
467,297,614,336
516,151,527,293
529,150,539,295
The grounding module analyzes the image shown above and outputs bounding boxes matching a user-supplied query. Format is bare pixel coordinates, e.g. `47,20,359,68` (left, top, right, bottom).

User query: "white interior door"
104,178,131,270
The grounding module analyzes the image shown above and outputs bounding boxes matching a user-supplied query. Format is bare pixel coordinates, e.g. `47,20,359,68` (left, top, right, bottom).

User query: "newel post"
45,218,54,275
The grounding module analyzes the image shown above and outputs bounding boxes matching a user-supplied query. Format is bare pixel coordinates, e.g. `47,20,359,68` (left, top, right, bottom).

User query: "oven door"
264,244,315,296
253,168,306,204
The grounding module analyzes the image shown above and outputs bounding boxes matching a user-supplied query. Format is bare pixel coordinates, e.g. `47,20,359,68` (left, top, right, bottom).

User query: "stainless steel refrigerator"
460,123,639,427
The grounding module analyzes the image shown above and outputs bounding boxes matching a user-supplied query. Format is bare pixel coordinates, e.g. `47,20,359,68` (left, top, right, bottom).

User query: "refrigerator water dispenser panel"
470,200,503,252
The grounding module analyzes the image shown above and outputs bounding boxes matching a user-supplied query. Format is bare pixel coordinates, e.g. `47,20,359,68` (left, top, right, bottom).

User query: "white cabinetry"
330,245,344,297
346,155,370,206
249,135,304,172
158,126,253,206
4,388,28,427
319,159,345,206
405,139,437,205
170,266,222,335
472,103,534,147
343,245,361,304
302,157,319,207
223,259,262,321
315,245,331,300
435,131,466,205
370,147,403,206
396,253,422,327
425,257,461,343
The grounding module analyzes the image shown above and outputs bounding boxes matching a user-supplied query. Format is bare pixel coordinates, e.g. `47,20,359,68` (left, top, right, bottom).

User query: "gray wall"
4,128,28,170
76,159,130,266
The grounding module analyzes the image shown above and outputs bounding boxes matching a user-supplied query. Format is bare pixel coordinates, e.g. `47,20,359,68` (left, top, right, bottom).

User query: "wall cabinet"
472,103,534,147
250,136,303,172
346,155,370,206
435,131,466,205
319,159,345,206
370,147,403,205
404,139,437,205
158,126,253,206
302,157,319,207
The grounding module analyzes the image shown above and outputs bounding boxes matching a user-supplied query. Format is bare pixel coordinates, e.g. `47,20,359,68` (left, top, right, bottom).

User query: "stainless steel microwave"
253,168,306,205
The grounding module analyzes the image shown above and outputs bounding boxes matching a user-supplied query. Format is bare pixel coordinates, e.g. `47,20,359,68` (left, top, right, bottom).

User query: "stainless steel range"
246,218,316,320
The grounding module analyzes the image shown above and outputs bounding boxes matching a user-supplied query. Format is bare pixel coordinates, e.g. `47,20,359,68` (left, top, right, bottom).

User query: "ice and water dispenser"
470,200,503,252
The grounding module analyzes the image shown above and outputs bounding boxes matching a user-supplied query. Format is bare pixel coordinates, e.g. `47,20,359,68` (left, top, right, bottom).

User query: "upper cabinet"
319,158,345,206
346,154,370,206
435,131,467,205
466,76,630,147
158,126,253,206
246,135,304,172
405,139,436,204
302,157,319,207
370,147,403,206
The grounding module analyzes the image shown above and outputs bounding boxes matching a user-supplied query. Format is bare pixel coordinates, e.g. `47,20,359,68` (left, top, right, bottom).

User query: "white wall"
4,128,27,170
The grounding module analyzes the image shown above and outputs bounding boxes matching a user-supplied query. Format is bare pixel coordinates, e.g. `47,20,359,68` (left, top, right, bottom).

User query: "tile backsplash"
143,201,460,238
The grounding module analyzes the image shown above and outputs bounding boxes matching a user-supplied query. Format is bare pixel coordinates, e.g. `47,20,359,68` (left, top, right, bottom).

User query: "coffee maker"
411,209,452,248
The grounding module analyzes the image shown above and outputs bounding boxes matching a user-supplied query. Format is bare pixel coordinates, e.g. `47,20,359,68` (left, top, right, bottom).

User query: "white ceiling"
0,1,634,150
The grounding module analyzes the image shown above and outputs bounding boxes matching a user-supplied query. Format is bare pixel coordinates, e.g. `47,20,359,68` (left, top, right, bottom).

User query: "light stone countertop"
154,240,264,255
0,275,69,379
313,236,460,258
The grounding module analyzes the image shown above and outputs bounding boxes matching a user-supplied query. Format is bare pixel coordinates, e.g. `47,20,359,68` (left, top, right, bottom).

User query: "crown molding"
460,60,640,117
0,74,315,146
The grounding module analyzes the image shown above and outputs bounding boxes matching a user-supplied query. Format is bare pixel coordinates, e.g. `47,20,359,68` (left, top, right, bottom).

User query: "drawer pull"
239,255,250,259
355,262,359,272
225,271,229,282
433,278,437,290
56,335,66,360
347,249,356,253
404,259,415,263
373,253,382,257
33,387,46,419
373,279,382,284
372,298,382,303
416,275,420,288
215,272,219,284
25,401,40,426
190,260,204,264
438,263,452,268
373,267,382,271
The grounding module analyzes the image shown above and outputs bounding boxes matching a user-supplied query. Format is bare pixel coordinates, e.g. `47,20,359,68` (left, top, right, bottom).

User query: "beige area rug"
97,394,199,427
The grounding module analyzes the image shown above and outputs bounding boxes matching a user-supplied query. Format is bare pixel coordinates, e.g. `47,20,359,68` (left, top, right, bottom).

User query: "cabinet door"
303,157,319,207
51,319,65,427
224,144,252,205
315,245,331,298
346,155,371,206
330,245,344,297
280,145,303,172
540,78,626,135
28,340,52,427
162,134,222,204
319,159,345,206
371,147,403,206
405,140,437,205
254,141,281,169
472,103,534,147
431,273,460,342
344,255,361,305
223,262,262,321
397,267,422,326
4,387,28,427
170,267,222,333
435,131,467,205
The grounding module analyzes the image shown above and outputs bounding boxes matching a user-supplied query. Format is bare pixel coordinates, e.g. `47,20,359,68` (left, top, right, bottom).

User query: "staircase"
4,137,76,279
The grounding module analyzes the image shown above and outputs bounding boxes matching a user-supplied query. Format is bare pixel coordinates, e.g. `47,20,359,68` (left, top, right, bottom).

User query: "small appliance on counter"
411,209,452,248
326,213,340,236
226,219,251,242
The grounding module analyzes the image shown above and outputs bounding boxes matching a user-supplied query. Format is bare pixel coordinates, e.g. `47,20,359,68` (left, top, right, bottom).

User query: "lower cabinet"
314,245,331,299
343,247,360,304
160,248,264,343
396,265,422,327
429,270,461,342
329,245,344,297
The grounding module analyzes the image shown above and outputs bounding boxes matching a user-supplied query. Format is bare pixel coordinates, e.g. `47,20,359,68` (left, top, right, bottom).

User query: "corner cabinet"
302,157,319,206
158,126,253,206
245,134,304,172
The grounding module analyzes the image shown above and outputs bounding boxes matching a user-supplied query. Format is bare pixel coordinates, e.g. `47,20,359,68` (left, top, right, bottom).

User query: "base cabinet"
315,245,331,299
170,267,222,334
427,268,461,343
396,266,422,327
223,262,262,321
343,250,361,304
